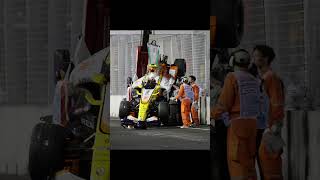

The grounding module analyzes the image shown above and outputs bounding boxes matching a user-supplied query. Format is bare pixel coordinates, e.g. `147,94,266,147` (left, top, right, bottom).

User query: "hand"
269,121,283,136
192,102,199,110
170,97,176,101
262,129,285,154
271,124,282,136
263,128,272,135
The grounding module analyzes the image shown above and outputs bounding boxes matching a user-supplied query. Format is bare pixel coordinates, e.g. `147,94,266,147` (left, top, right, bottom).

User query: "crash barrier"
199,96,210,125
0,105,52,175
110,95,126,117
282,110,320,180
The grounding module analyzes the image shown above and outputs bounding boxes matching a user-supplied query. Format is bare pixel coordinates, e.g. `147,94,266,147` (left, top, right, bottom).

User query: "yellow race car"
119,59,187,129
28,48,110,180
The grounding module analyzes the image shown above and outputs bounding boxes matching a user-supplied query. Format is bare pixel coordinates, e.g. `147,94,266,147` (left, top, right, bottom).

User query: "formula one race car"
119,58,186,129
28,48,110,180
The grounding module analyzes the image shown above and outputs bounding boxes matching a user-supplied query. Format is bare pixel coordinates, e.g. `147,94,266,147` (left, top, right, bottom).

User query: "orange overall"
212,72,259,180
175,84,192,127
191,83,200,126
259,69,285,180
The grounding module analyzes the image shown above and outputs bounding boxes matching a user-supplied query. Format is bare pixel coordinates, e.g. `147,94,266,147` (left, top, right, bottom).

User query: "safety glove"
192,101,199,110
270,121,283,136
263,131,285,154
263,121,285,154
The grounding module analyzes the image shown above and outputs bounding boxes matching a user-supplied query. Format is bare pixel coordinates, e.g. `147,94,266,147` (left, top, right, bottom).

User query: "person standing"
171,76,194,128
253,45,285,180
126,77,133,101
189,75,200,127
52,63,70,127
212,49,261,180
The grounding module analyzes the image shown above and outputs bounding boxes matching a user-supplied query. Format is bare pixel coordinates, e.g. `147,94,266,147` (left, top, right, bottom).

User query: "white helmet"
229,49,250,67
181,76,189,83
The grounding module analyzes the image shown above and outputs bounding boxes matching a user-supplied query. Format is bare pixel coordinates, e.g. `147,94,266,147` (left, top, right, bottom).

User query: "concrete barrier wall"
110,95,125,117
200,96,210,125
281,111,288,180
0,105,51,175
285,111,307,180
206,97,211,125
282,110,320,180
307,111,320,180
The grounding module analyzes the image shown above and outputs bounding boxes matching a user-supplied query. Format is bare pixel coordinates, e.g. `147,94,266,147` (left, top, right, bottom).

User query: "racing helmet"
145,72,157,89
147,63,158,73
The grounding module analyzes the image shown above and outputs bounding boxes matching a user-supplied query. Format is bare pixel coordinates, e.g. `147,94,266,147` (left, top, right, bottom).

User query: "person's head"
252,45,275,68
147,64,158,73
229,49,251,70
181,76,189,84
189,75,196,84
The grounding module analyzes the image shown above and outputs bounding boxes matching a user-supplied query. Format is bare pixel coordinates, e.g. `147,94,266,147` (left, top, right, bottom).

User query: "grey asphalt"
110,117,210,150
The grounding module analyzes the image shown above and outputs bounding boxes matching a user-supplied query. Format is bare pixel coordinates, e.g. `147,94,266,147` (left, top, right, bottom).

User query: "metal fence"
237,0,320,110
0,0,84,105
234,2,320,179
110,31,210,96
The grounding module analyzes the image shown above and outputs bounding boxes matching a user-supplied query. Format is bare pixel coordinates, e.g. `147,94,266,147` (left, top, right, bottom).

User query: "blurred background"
212,0,320,179
0,0,95,177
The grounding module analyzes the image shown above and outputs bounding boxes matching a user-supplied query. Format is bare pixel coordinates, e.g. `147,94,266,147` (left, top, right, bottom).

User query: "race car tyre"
169,102,182,126
174,59,186,77
28,123,65,180
158,102,169,125
119,100,130,119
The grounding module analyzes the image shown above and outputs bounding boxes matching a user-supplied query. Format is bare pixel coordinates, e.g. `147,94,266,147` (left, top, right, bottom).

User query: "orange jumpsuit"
175,84,193,127
259,69,285,180
191,83,200,126
212,72,258,180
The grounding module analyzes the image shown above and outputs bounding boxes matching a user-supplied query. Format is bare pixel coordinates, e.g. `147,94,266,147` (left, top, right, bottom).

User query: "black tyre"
174,59,186,77
119,100,130,119
28,123,66,180
213,0,244,48
169,102,182,126
158,102,169,125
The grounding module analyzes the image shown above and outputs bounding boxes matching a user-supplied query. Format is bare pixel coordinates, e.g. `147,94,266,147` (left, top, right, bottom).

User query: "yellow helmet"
147,64,158,73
